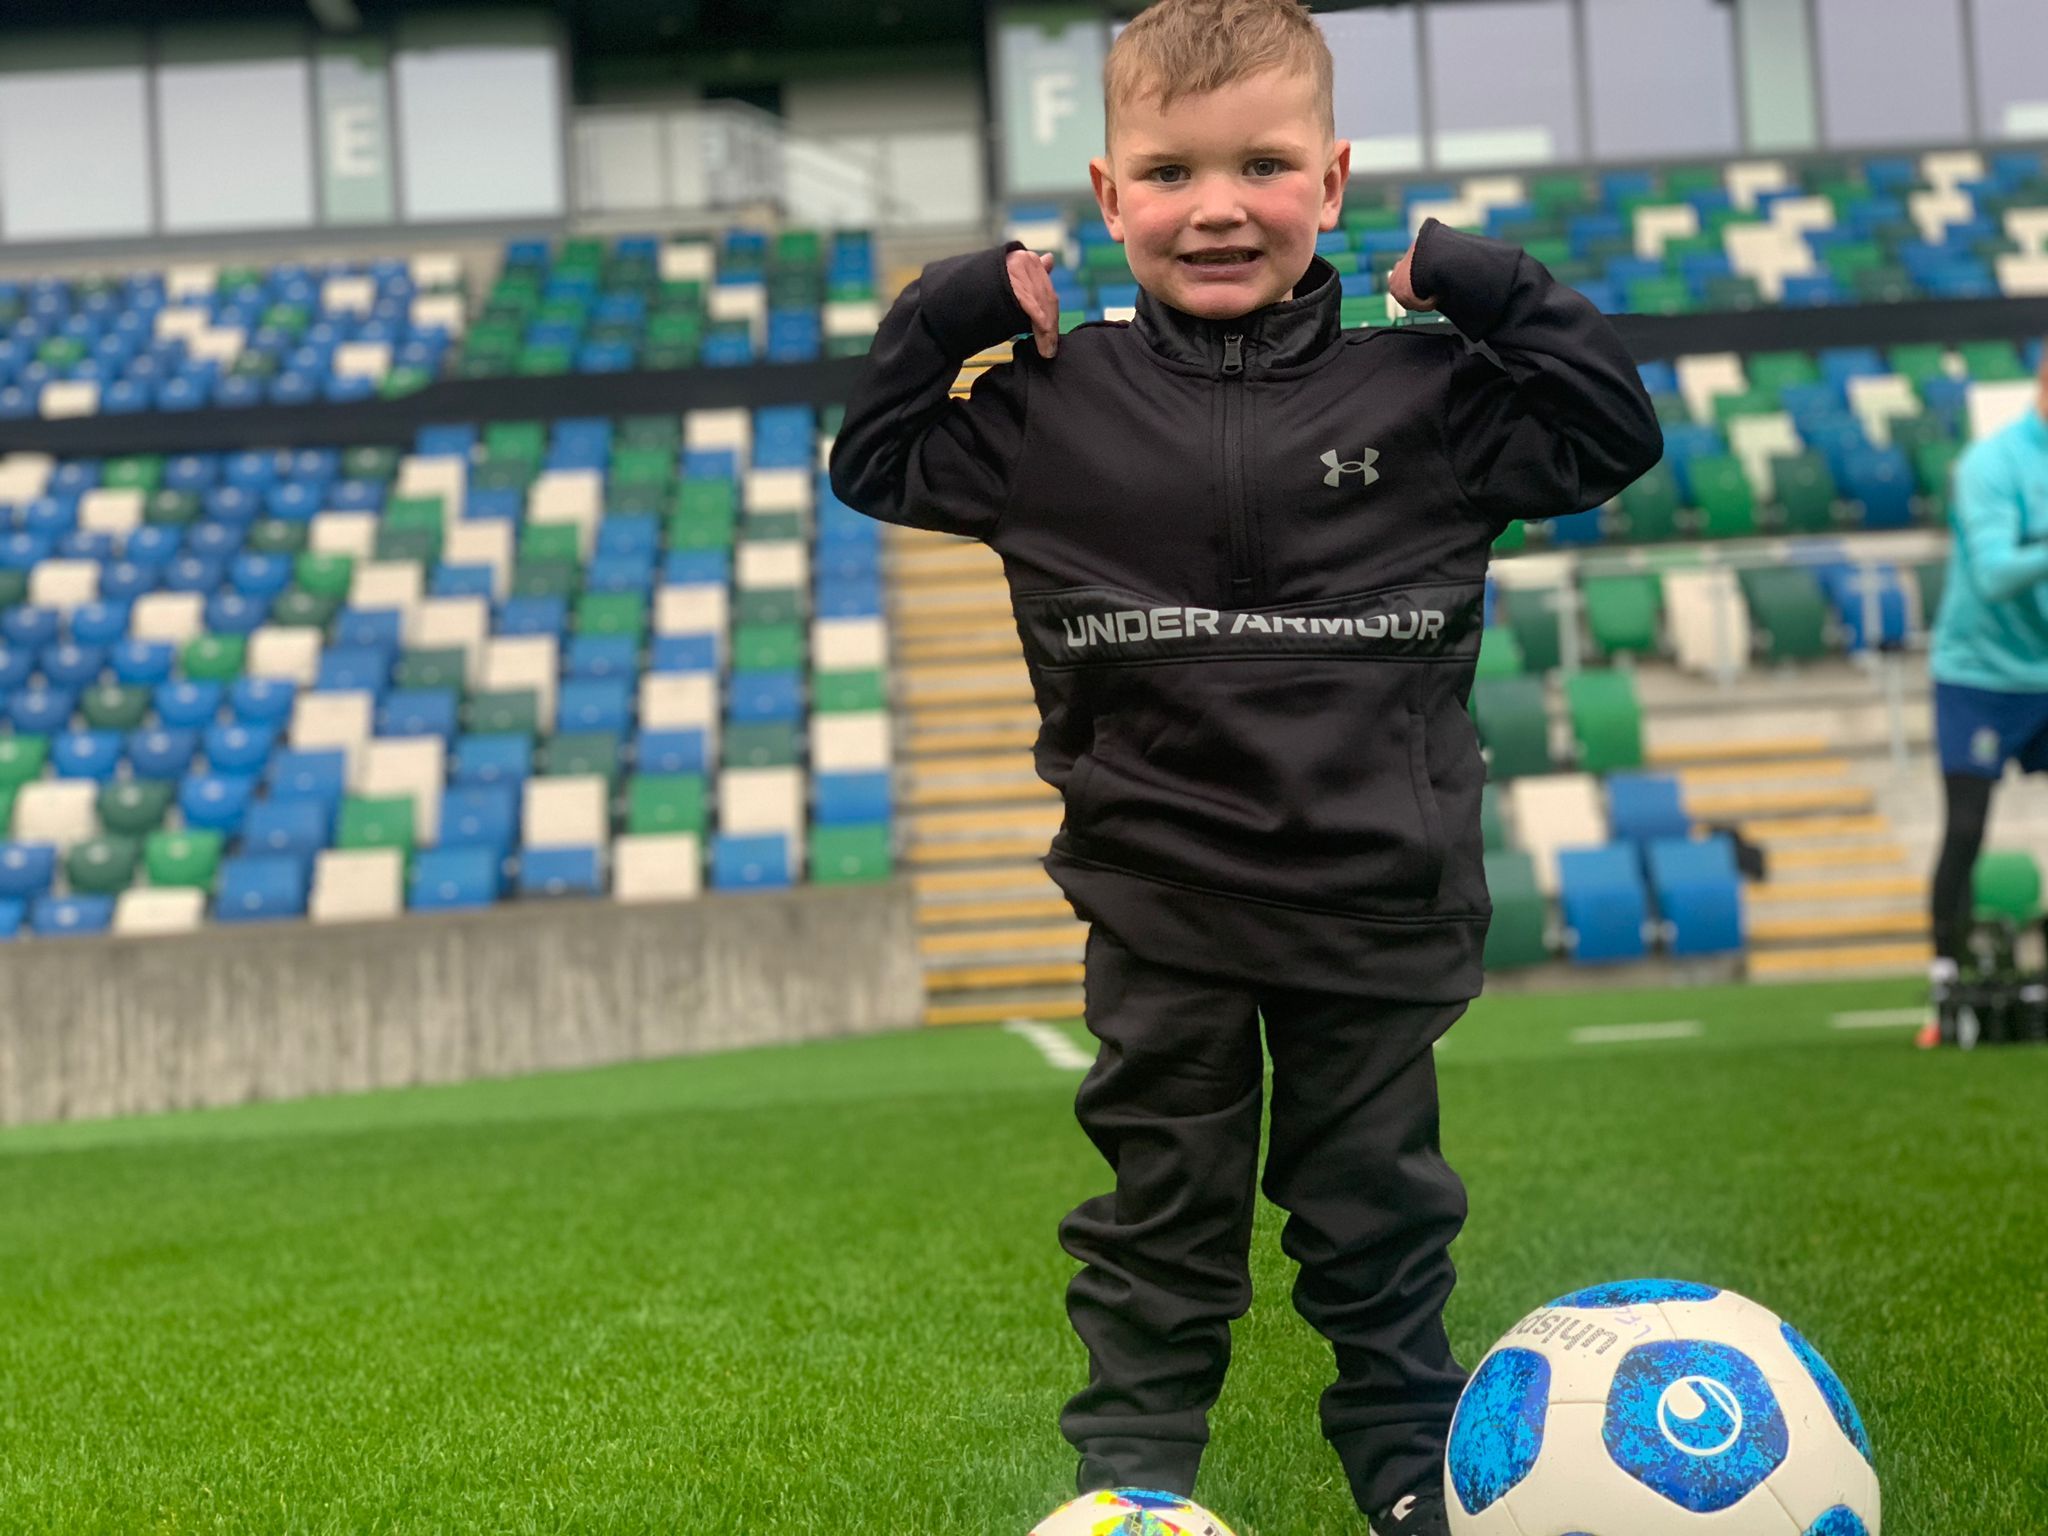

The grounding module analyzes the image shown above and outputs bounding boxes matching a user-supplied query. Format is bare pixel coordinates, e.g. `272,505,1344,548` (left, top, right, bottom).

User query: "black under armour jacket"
828,219,1662,1000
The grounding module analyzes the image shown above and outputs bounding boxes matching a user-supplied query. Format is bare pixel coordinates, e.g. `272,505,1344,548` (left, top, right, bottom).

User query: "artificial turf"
0,975,2042,1534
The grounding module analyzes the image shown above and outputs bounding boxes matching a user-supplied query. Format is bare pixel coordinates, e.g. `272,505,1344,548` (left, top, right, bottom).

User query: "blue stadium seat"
128,727,200,780
712,833,792,891
179,772,258,836
1607,774,1690,845
71,602,132,646
268,746,348,806
814,771,892,826
727,670,802,723
156,680,224,728
635,727,708,776
316,647,392,695
0,898,23,939
0,843,59,900
41,643,106,689
1814,563,1909,649
9,685,76,734
215,855,309,922
452,734,533,787
1838,445,1914,529
410,846,501,911
1557,845,1650,964
558,678,633,734
31,894,113,937
333,609,403,651
378,689,459,739
497,596,568,636
650,634,718,673
518,846,603,898
50,731,123,781
230,677,297,727
431,563,496,600
1647,835,1744,956
440,784,518,853
662,549,731,587
241,799,330,861
566,634,638,681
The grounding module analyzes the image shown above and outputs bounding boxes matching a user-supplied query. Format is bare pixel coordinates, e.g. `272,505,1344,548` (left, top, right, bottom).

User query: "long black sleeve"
1412,217,1664,525
826,242,1037,542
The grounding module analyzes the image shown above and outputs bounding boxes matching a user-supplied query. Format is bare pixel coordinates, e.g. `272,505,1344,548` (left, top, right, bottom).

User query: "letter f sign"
1322,448,1380,489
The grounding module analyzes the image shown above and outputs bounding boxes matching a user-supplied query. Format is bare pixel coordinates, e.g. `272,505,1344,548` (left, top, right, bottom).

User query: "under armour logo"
1321,447,1380,489
1389,1494,1417,1521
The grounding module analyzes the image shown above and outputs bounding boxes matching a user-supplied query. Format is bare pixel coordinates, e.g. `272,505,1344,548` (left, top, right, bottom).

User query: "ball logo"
1657,1375,1744,1457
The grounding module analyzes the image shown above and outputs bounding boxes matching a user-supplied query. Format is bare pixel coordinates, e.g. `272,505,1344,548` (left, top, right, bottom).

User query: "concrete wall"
0,882,924,1127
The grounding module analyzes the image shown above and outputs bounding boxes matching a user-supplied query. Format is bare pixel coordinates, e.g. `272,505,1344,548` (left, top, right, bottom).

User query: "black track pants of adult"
1057,926,1470,1516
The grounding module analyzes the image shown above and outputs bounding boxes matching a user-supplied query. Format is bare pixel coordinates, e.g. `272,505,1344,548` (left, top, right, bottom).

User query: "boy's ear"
1090,156,1125,243
1320,139,1352,233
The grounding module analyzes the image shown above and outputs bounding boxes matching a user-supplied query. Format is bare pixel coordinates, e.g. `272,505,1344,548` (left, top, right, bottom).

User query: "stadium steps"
890,528,1083,1027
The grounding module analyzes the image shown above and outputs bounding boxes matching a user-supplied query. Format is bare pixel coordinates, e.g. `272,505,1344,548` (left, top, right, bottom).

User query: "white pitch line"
1571,1021,1704,1045
1004,1019,1094,1071
1829,1008,1927,1030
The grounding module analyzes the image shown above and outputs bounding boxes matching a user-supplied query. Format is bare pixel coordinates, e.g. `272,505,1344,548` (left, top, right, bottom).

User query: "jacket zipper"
1221,333,1254,603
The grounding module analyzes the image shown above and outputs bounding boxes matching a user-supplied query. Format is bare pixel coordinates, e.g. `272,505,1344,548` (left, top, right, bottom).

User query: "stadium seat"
1565,670,1642,773
1557,845,1650,963
1481,849,1549,968
410,846,503,911
1471,676,1553,779
1607,774,1691,845
1583,574,1662,657
1646,835,1745,955
215,854,310,922
613,833,704,902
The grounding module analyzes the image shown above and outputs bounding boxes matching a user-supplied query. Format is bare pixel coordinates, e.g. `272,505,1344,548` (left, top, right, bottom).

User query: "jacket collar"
1133,255,1344,377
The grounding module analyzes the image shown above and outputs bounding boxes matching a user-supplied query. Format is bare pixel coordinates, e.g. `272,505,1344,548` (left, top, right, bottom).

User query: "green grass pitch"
2,977,2044,1534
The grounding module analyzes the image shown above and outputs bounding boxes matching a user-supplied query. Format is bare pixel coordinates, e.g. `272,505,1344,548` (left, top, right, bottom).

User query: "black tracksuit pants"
1058,927,1470,1516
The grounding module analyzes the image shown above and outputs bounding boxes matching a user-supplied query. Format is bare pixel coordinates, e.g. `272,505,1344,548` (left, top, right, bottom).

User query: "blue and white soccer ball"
1031,1487,1239,1536
1445,1279,1880,1535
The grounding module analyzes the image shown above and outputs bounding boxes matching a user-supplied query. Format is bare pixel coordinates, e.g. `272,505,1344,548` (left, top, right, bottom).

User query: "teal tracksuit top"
1931,407,2048,693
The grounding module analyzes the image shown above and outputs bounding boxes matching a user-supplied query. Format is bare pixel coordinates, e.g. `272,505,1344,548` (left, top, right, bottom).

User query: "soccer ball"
1030,1488,1239,1536
1445,1279,1880,1535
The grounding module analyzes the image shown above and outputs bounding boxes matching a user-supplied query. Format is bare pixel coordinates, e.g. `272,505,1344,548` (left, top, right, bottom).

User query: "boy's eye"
1149,160,1284,182
1248,158,1282,176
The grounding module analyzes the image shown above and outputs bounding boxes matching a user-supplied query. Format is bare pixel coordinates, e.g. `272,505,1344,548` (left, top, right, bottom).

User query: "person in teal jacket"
1926,344,2048,1046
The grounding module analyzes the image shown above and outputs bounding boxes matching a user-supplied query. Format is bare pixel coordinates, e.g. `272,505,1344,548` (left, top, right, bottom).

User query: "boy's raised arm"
827,242,1038,541
1408,217,1664,526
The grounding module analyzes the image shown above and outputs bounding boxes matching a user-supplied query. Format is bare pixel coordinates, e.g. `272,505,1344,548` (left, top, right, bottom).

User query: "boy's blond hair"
1104,0,1334,152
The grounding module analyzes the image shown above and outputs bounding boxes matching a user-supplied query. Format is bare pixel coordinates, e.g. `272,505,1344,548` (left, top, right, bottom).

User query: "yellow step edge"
919,896,1075,926
914,867,1063,896
899,685,1036,709
1736,815,1890,843
919,926,1087,958
925,962,1087,992
897,636,1023,663
1748,911,1928,943
892,586,1013,611
904,779,1058,809
1747,941,1932,977
889,573,1012,597
923,995,1087,1027
1743,874,1924,904
906,751,1041,781
898,660,1032,686
910,805,1063,835
1675,758,1851,787
901,702,1041,727
1766,844,1908,871
904,837,1052,865
1647,735,1833,766
906,727,1041,756
888,528,977,549
1688,786,1875,819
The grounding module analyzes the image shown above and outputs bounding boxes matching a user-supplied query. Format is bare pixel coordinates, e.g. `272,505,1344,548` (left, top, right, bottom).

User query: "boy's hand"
1007,247,1061,359
1389,246,1437,312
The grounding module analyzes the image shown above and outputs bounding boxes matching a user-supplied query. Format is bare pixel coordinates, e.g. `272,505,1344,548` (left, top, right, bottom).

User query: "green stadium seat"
1958,340,2027,382
483,422,547,462
1482,849,1550,969
338,796,415,855
541,732,625,783
465,690,541,737
627,774,707,836
810,824,892,884
1913,440,1963,500
1887,344,1951,385
577,592,647,638
1583,574,1663,658
376,526,441,565
295,552,354,598
1689,456,1758,538
272,590,341,629
0,735,48,787
1616,462,1681,543
394,649,466,693
246,521,310,555
82,684,151,731
183,635,245,682
1974,851,2041,922
723,722,801,769
1565,669,1643,773
734,624,803,672
145,829,223,889
1739,568,1832,661
1770,453,1839,534
0,570,27,609
1474,626,1525,679
98,781,174,838
1504,587,1564,673
1480,783,1507,852
1914,560,1947,627
735,589,805,627
519,523,582,566
813,670,886,712
512,561,581,599
66,836,139,896
1747,351,1820,392
1472,675,1553,779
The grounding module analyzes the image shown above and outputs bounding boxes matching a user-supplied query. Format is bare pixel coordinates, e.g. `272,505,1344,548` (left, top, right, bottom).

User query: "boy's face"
1090,67,1349,322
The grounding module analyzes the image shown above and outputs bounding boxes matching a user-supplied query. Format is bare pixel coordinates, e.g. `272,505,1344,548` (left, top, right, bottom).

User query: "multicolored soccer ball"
1445,1279,1880,1535
1030,1487,1239,1536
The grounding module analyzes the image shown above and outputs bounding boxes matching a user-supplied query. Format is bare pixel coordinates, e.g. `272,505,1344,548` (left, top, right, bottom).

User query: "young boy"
828,1,1661,1528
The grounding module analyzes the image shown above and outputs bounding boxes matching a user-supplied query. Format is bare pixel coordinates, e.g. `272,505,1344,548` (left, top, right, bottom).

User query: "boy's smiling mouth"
1179,247,1263,274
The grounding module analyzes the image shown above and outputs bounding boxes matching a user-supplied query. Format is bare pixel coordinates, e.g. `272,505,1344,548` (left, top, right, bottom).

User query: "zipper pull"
1222,334,1244,376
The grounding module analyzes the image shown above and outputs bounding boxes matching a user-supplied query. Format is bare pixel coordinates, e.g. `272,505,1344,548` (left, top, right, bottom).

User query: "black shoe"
1371,1487,1449,1536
